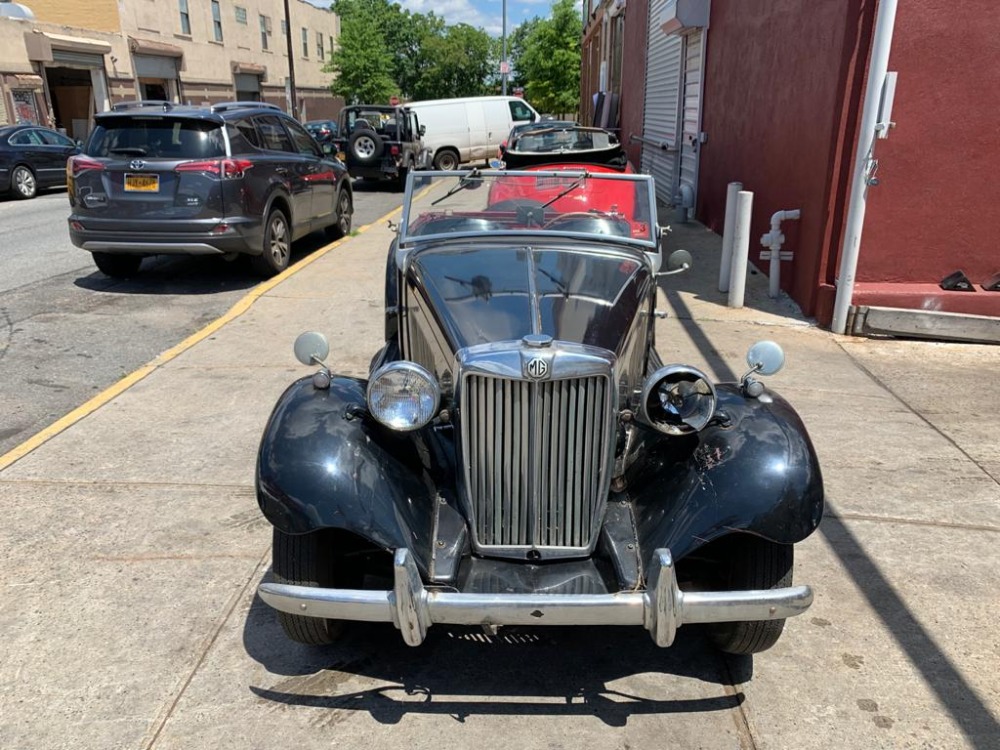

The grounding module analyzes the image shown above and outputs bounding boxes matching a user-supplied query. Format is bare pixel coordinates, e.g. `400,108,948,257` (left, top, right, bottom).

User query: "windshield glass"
401,170,657,248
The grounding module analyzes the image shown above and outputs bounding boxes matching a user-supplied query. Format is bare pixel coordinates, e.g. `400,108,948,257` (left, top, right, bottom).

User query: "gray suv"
68,101,353,278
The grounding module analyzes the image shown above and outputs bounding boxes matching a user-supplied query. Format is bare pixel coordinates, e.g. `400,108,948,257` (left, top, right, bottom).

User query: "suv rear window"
88,117,226,159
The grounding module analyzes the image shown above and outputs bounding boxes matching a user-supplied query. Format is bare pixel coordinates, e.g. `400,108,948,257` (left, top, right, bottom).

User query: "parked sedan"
304,119,339,144
0,124,81,199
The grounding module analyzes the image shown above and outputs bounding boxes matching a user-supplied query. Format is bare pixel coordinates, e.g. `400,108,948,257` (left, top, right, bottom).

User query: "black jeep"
332,105,428,189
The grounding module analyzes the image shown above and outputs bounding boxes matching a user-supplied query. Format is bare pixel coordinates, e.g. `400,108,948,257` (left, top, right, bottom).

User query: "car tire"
251,208,291,277
706,537,794,655
11,165,37,199
349,129,382,164
433,149,459,171
325,188,353,239
92,252,142,278
271,528,344,646
395,161,409,192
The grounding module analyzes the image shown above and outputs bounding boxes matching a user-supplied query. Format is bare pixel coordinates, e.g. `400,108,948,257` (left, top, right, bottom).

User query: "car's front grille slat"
463,372,610,551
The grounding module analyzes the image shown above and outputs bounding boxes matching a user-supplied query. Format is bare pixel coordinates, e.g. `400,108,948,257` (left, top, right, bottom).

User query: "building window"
260,15,271,50
281,19,287,35
211,0,223,42
329,35,334,55
179,0,191,35
301,28,309,58
317,31,324,61
235,6,247,24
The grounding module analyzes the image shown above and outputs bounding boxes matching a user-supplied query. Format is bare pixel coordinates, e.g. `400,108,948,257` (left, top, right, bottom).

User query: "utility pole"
283,0,299,119
501,0,507,95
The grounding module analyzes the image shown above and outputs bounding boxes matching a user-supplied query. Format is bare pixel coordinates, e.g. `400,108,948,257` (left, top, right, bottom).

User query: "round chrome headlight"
367,361,440,431
639,365,717,436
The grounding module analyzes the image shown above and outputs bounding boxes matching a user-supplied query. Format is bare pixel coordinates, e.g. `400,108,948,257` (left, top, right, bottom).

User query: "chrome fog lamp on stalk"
639,365,717,436
367,361,440,431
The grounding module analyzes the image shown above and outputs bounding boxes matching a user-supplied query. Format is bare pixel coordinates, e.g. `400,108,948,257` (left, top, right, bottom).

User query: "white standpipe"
760,209,801,298
718,181,743,292
727,190,754,308
831,0,898,334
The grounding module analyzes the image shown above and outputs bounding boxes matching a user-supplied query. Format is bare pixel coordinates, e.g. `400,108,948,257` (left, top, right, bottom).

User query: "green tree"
414,24,493,99
507,17,540,91
325,0,395,104
518,0,581,114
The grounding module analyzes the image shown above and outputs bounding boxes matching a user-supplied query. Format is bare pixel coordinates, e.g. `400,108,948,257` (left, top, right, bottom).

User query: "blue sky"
395,0,554,36
303,0,555,36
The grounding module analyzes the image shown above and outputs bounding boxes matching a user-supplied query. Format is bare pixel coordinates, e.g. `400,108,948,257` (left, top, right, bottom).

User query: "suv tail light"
69,155,105,178
176,158,254,179
390,145,400,156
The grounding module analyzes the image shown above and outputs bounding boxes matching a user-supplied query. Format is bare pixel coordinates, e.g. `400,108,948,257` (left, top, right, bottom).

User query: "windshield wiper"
109,147,148,156
432,168,482,206
541,172,587,208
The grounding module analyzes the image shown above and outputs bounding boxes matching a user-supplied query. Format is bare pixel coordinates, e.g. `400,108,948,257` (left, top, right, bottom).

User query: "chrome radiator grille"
461,373,612,551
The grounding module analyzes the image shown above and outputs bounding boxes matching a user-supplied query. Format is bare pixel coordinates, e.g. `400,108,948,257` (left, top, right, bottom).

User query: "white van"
405,96,540,170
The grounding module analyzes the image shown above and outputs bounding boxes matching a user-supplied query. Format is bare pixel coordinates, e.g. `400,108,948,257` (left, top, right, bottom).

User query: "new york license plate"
124,173,159,192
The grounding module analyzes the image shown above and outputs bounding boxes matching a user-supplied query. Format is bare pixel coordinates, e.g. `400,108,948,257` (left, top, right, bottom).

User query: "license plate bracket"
124,173,160,192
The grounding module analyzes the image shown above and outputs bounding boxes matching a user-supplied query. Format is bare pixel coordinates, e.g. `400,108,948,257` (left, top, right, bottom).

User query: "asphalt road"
0,180,402,457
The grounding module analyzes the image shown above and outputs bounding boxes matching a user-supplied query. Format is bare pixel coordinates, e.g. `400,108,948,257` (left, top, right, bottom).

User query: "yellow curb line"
0,202,406,474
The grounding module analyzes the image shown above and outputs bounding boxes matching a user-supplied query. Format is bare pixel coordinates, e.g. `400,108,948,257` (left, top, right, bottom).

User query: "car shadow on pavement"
72,231,334,296
243,587,751,726
662,286,1000,748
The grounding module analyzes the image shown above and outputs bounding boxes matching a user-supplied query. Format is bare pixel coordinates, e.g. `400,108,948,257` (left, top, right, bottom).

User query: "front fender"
256,376,449,575
629,385,824,563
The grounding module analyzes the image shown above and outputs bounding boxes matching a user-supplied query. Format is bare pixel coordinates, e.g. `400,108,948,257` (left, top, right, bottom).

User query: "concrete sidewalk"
0,217,997,750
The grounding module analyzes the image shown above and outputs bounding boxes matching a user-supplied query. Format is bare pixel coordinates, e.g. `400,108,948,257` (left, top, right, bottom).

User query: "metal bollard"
727,191,754,308
718,181,743,292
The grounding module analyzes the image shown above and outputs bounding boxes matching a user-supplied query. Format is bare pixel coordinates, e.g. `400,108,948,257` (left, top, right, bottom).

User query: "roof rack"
111,100,175,112
211,101,282,113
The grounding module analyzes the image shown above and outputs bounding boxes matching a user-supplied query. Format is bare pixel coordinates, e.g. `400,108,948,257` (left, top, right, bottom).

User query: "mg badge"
526,357,549,380
128,159,146,170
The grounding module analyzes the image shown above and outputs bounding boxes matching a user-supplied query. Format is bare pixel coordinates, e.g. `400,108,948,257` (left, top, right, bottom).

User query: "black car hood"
407,244,652,355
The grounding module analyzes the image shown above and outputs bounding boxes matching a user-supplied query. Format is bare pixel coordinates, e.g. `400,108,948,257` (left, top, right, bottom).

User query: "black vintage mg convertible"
255,169,824,655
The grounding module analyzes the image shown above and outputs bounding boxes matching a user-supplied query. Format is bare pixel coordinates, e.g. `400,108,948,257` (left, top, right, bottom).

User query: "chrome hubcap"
269,217,289,264
14,168,34,195
339,194,351,232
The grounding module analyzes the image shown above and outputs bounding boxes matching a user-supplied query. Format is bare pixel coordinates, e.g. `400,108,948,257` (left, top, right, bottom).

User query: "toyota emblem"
526,357,549,379
128,159,146,170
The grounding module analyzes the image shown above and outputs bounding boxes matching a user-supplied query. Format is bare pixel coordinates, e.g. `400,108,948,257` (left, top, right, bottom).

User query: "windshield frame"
399,169,660,251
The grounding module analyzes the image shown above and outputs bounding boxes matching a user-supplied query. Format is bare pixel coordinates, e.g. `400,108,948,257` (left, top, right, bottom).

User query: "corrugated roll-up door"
51,50,105,69
641,0,683,205
678,28,706,211
133,55,179,80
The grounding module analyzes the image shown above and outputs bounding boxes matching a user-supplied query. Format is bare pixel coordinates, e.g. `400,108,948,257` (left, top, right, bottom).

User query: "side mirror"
419,125,426,136
293,331,329,366
657,249,692,277
746,340,785,376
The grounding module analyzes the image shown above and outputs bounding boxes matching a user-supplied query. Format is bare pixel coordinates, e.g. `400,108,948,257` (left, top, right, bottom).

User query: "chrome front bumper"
258,547,814,647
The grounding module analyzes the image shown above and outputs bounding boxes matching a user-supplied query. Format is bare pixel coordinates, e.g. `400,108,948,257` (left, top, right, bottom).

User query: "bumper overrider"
258,547,814,647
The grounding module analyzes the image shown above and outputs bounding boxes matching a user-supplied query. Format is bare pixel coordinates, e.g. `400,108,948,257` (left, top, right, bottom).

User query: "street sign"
499,61,510,75
389,95,400,106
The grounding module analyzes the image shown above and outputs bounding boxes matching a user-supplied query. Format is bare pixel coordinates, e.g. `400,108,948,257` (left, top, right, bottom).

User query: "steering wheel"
542,210,616,229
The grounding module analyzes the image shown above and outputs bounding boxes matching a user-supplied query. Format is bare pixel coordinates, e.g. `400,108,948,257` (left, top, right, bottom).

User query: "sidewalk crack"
141,545,269,750
837,341,999,486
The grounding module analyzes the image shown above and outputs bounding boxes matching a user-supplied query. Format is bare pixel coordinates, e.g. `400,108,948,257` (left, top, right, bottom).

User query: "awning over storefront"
128,37,183,58
43,32,113,55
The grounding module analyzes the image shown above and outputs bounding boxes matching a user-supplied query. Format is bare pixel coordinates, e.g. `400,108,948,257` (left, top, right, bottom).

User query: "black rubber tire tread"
11,165,36,199
251,208,290,277
349,129,382,163
271,528,343,646
707,537,793,655
395,164,409,192
92,252,142,278
433,149,459,170
325,188,352,239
